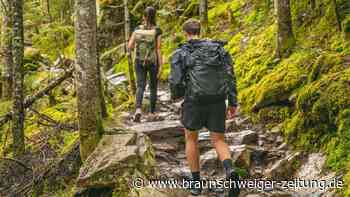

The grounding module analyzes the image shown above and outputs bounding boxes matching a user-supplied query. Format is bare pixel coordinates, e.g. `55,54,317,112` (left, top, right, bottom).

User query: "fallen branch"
0,67,74,127
29,108,77,131
0,157,33,172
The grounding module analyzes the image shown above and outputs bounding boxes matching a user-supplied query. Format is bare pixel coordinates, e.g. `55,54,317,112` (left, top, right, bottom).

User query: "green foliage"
0,101,12,117
114,87,135,112
232,24,276,90
32,22,75,60
324,110,350,170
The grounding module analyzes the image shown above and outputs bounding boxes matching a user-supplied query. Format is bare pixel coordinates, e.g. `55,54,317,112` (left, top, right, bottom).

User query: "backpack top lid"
134,25,157,39
180,39,227,68
180,39,227,50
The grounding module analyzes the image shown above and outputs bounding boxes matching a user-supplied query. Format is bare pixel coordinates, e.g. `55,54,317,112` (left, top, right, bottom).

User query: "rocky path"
121,89,339,197
76,86,340,197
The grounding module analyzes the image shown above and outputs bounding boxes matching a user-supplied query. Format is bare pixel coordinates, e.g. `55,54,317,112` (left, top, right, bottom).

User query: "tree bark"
97,56,108,118
275,0,295,58
124,0,136,94
12,0,25,158
74,0,103,161
199,0,208,36
1,0,13,100
333,0,342,32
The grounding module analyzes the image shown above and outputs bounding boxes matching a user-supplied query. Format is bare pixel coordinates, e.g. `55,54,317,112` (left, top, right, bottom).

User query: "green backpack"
134,25,158,66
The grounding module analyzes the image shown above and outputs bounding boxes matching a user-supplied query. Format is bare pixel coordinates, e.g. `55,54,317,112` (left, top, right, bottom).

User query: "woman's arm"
128,32,136,49
157,35,163,78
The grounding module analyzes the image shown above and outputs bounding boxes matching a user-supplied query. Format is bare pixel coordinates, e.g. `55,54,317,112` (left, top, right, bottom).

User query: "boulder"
128,120,183,140
200,145,254,170
198,130,258,149
76,132,154,188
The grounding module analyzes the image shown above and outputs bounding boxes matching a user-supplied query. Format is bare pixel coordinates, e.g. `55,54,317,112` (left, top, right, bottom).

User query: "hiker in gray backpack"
128,6,163,122
169,19,240,196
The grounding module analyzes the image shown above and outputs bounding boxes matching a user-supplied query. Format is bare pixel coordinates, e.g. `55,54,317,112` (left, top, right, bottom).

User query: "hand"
227,106,237,120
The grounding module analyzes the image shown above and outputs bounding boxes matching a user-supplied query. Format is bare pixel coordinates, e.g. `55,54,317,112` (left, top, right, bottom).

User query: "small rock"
275,135,284,145
230,145,252,169
264,152,301,180
159,93,171,102
270,191,293,197
235,117,250,127
276,142,288,150
200,149,221,170
153,143,178,153
245,194,265,197
226,130,258,145
269,125,282,134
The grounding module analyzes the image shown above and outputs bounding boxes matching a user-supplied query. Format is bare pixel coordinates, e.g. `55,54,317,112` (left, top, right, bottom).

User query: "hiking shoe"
226,169,240,197
189,187,202,196
189,184,202,196
133,109,142,123
187,179,202,196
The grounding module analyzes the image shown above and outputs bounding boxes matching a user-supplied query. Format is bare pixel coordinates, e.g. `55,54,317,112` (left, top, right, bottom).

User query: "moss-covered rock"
76,132,155,193
308,53,344,83
283,68,350,149
324,109,350,170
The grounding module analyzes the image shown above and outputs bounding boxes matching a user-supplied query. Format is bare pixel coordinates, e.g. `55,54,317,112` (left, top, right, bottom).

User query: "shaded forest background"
0,0,350,196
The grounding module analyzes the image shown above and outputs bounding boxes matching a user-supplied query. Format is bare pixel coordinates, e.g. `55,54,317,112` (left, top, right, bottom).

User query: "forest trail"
77,84,339,197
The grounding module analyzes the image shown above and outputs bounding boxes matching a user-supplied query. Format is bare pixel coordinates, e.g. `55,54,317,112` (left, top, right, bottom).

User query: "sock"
191,171,200,181
222,159,234,173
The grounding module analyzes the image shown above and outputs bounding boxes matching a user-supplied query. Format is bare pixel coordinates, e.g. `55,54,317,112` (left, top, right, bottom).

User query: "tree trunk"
1,0,14,100
97,56,108,118
199,0,208,36
12,0,25,158
310,0,316,9
75,0,103,161
124,0,136,94
333,0,342,32
275,0,295,58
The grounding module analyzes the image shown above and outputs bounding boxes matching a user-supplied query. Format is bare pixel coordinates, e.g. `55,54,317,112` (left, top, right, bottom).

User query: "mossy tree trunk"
333,0,342,32
124,0,136,95
97,56,108,118
1,0,14,100
275,0,295,58
74,0,103,161
310,0,316,9
344,19,350,40
12,0,25,158
199,0,208,36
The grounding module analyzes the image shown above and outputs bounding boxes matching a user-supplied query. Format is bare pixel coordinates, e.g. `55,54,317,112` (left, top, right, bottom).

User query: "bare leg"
211,132,240,197
185,129,200,172
210,132,231,161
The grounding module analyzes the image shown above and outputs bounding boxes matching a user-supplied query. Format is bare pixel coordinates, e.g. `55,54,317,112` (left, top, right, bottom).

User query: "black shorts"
181,99,226,133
